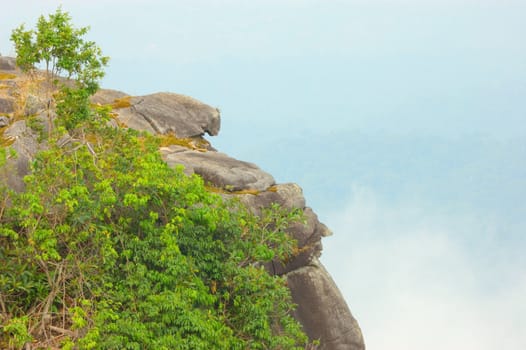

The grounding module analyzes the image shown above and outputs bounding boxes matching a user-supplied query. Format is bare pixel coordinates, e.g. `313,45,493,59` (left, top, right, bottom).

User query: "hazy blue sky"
2,1,525,349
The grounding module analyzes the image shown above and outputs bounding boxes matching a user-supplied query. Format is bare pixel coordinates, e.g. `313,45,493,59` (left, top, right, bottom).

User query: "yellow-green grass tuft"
110,96,132,109
0,72,17,80
0,126,15,147
158,133,211,152
266,185,279,193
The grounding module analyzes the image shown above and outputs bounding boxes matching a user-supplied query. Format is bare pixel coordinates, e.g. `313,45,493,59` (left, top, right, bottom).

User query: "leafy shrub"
0,120,310,349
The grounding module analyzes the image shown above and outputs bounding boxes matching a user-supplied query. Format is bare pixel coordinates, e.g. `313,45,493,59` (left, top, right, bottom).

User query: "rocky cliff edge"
0,56,365,350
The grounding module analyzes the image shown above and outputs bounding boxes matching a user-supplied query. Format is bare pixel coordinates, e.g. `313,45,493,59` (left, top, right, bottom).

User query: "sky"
2,1,526,349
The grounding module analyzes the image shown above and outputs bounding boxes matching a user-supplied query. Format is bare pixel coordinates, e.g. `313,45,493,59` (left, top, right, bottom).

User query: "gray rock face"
91,89,128,105
1,58,18,115
288,260,365,350
112,92,220,138
2,120,44,192
161,145,274,191
0,96,14,114
0,56,17,71
24,94,47,116
161,146,275,191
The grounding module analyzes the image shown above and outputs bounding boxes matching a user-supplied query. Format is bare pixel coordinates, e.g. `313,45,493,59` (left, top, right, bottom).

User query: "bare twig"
0,293,6,314
49,325,77,337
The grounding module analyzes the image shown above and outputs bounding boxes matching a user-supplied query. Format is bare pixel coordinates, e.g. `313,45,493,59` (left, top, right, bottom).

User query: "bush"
0,120,309,349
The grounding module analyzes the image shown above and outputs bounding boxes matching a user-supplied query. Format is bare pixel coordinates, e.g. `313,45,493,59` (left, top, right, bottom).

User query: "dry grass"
0,72,17,80
110,96,132,109
266,185,279,193
158,133,210,152
11,76,43,119
0,126,15,147
108,112,128,128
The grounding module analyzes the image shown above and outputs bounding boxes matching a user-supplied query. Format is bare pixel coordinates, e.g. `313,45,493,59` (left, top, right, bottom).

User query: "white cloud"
321,184,526,350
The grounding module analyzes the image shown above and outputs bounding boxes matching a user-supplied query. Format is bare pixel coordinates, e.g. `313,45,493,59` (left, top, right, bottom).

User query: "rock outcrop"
288,261,365,350
1,56,365,349
161,145,275,192
93,90,221,138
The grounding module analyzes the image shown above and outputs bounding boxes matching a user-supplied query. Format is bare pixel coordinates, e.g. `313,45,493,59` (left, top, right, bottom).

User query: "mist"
322,184,526,349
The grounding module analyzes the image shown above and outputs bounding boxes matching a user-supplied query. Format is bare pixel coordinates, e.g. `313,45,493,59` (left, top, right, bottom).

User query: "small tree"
11,7,109,131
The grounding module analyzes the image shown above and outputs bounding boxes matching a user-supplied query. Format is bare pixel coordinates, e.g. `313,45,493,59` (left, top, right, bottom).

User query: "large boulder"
288,260,365,350
160,145,275,191
112,92,220,138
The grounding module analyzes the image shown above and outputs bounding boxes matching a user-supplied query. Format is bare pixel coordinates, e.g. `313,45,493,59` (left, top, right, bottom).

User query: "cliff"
1,56,364,349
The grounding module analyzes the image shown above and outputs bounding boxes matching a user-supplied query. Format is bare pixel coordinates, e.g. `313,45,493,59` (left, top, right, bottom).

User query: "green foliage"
0,119,310,348
0,147,5,168
10,7,108,93
10,7,109,131
55,86,92,130
1,316,32,349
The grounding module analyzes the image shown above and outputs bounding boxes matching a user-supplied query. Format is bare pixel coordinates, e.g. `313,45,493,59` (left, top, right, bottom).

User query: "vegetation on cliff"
0,9,311,349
